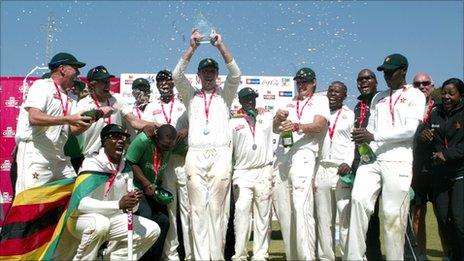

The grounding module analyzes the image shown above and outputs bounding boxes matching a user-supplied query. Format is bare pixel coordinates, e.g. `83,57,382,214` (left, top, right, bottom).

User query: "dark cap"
238,87,259,99
41,72,51,79
154,187,174,205
132,78,151,91
73,79,86,91
100,124,130,143
156,70,173,82
198,58,219,71
294,67,316,81
377,53,408,71
87,66,115,82
48,52,86,70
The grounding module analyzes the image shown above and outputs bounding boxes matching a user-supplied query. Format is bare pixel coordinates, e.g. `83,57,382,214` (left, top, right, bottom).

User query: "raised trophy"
195,12,216,44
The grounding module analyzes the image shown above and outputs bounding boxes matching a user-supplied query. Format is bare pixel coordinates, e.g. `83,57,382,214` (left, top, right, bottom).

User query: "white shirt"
76,148,135,216
231,110,274,170
276,94,330,156
368,84,425,162
18,78,77,161
173,58,241,148
319,105,355,165
77,95,132,156
142,97,188,131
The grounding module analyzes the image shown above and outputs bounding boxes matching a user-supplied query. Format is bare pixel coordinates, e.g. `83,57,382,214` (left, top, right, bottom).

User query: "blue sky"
1,1,463,106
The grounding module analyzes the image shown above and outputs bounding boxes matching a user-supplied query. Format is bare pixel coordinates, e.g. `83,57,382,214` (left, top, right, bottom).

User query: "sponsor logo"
1,160,11,171
265,105,274,111
261,78,279,86
153,109,162,115
279,91,293,97
281,78,292,87
4,96,19,107
246,78,260,84
2,192,13,203
125,79,133,84
2,127,15,138
263,95,275,100
286,104,296,108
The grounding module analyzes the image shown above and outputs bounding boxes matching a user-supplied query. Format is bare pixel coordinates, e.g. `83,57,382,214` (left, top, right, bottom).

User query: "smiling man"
272,67,330,260
172,30,240,260
347,54,425,260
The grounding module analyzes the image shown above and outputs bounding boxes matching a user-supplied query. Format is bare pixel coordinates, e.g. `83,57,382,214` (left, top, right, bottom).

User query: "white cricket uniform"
173,58,240,260
314,105,355,260
77,95,132,156
15,79,77,195
124,106,144,142
230,110,274,261
141,97,192,261
67,148,160,260
346,84,425,260
273,94,330,260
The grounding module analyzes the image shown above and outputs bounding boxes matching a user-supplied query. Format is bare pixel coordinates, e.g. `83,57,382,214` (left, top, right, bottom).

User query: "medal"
203,127,210,135
252,144,257,150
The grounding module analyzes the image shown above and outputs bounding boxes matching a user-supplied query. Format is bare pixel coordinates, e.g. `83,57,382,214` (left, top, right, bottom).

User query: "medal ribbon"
328,109,342,141
358,101,367,127
389,87,406,126
422,99,434,123
92,95,111,124
296,95,313,121
240,109,256,141
201,89,216,125
135,107,142,119
161,96,175,124
53,81,69,116
153,149,162,178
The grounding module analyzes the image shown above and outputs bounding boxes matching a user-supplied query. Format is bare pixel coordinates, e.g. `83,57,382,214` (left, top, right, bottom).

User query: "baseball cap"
198,58,219,71
238,87,259,99
294,67,316,81
100,124,130,143
377,53,408,71
132,78,151,91
48,52,86,70
156,70,173,82
87,65,115,82
154,187,174,205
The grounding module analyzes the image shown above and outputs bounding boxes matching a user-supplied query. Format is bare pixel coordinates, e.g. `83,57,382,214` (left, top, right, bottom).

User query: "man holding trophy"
172,27,241,260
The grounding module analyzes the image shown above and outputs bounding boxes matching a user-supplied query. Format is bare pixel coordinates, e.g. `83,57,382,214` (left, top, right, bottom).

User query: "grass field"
246,202,443,260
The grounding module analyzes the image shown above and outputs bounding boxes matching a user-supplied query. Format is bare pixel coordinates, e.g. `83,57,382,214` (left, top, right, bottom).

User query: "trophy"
195,12,216,44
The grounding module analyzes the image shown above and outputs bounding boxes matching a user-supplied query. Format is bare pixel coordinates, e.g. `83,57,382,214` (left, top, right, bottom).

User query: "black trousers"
433,177,464,261
136,194,170,261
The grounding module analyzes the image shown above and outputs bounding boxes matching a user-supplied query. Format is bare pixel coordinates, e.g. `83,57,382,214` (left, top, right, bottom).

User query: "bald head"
413,72,434,100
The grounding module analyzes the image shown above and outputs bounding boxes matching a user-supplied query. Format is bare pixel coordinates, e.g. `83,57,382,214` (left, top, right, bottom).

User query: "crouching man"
67,124,160,260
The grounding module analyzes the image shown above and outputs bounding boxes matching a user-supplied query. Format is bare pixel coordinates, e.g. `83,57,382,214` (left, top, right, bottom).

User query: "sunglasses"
413,81,431,87
90,65,108,79
357,75,375,82
106,133,128,142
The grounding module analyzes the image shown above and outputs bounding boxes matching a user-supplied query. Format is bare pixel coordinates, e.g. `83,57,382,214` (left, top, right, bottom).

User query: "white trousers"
15,141,76,195
272,159,294,260
345,160,412,260
185,147,232,260
162,155,193,260
314,162,351,260
67,213,160,260
232,165,273,261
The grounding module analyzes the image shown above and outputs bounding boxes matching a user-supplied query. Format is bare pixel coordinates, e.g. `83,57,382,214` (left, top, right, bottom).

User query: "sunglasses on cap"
413,81,432,87
357,75,375,82
90,65,108,78
106,133,128,142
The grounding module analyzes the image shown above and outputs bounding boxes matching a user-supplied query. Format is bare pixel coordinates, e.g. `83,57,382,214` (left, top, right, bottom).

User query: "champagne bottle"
281,130,293,147
358,143,376,164
81,109,103,122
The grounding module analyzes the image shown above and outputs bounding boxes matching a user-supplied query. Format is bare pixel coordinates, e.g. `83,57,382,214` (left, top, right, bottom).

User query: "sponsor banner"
279,91,293,97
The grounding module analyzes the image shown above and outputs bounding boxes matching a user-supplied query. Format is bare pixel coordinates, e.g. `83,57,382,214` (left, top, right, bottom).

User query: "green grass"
246,202,443,260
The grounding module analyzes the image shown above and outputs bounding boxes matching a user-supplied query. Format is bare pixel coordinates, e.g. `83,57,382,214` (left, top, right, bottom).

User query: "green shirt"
125,132,172,190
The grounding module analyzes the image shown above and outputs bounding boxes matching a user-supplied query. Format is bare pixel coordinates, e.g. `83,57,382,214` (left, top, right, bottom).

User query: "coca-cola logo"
261,78,280,86
2,192,13,203
2,127,15,138
1,160,11,171
4,96,19,107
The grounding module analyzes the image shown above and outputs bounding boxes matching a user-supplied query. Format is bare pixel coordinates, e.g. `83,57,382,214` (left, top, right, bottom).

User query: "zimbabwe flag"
0,172,110,260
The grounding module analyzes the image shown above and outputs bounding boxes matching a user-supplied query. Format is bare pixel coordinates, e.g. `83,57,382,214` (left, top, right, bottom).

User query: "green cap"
41,72,51,79
377,53,408,71
48,52,86,70
238,87,259,99
100,124,130,143
87,65,115,82
294,67,316,81
132,78,151,91
198,58,218,71
73,78,86,91
156,70,173,82
154,187,174,205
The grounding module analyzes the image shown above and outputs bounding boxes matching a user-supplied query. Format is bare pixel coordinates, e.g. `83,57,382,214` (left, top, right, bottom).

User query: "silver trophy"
195,12,216,44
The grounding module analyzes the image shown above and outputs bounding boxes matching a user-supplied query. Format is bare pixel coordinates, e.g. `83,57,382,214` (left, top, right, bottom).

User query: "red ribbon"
92,95,111,124
423,99,434,123
104,156,121,199
161,96,174,124
153,149,162,177
201,89,216,124
328,109,342,141
296,95,313,121
53,81,69,116
389,87,406,126
358,101,367,127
